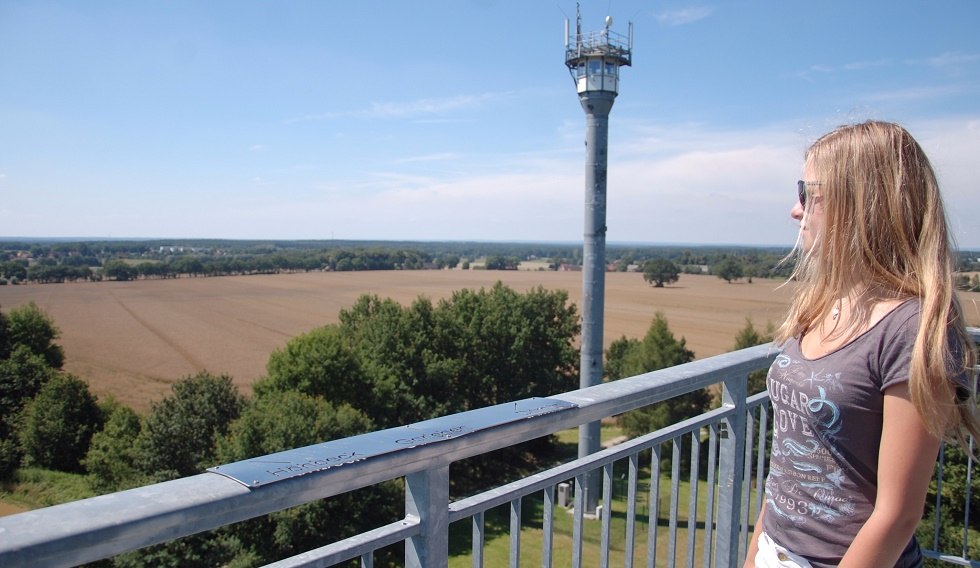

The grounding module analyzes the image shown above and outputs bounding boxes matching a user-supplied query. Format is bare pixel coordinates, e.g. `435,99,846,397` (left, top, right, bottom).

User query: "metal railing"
0,332,976,567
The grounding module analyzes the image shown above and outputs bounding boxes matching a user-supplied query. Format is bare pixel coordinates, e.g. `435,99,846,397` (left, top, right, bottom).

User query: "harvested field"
1,271,979,412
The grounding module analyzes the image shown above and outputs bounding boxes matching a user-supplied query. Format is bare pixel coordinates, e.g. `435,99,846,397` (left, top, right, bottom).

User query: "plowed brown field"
2,271,978,412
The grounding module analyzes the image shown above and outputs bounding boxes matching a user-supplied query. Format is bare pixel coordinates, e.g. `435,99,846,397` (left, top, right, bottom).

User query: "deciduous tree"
19,373,103,472
256,325,366,407
642,258,680,287
3,301,64,368
84,398,144,491
135,372,244,480
713,258,744,283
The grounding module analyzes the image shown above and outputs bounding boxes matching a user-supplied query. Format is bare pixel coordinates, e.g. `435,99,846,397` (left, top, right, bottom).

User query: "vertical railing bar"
473,511,485,568
703,423,718,568
405,466,450,568
933,444,945,552
361,552,373,568
543,486,555,568
668,437,681,568
963,436,975,560
686,430,701,567
627,453,639,568
753,406,769,522
739,406,755,557
510,497,521,568
601,462,613,568
648,443,662,568
574,473,586,568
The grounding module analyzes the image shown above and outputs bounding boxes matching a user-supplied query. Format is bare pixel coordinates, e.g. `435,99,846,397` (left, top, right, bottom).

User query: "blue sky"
2,1,979,247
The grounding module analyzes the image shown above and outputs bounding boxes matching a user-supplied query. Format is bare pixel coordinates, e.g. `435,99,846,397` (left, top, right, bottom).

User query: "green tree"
255,325,366,407
732,317,775,396
4,301,64,368
917,443,980,564
642,258,681,287
483,255,519,270
604,336,639,383
84,398,144,492
0,346,57,478
19,373,103,472
605,313,705,439
261,284,580,493
102,259,139,281
336,294,442,427
713,258,744,283
0,261,27,282
218,390,374,461
135,372,245,481
429,283,580,411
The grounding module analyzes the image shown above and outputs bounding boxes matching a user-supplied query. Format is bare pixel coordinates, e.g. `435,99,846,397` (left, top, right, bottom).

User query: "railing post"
714,372,748,568
406,465,450,568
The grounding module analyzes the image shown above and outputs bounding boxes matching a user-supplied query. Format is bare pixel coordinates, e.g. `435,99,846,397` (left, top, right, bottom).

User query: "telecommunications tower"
565,4,632,514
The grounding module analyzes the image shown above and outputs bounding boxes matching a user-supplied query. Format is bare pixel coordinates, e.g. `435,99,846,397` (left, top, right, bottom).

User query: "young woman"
745,121,979,568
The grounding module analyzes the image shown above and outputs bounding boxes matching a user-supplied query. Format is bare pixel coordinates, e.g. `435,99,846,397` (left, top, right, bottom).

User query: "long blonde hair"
777,120,979,447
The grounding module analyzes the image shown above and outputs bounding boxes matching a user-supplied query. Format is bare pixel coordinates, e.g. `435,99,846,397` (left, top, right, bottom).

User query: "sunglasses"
797,180,820,209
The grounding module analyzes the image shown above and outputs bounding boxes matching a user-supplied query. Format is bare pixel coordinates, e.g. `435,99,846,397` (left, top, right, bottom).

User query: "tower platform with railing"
1,331,976,567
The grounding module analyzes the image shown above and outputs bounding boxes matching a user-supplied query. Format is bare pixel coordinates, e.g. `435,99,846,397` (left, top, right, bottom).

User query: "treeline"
0,238,816,285
3,238,980,286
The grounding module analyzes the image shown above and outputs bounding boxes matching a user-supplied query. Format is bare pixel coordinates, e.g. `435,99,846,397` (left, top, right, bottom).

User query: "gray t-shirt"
762,299,927,568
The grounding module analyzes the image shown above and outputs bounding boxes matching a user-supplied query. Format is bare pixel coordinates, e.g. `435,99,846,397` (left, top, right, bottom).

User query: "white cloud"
842,59,891,71
911,51,980,69
284,92,514,124
241,122,812,244
392,153,458,164
655,7,713,26
367,93,501,117
861,85,964,103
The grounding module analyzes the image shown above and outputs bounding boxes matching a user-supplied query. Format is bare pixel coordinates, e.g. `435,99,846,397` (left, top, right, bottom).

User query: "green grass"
448,472,721,567
0,467,96,510
448,427,756,567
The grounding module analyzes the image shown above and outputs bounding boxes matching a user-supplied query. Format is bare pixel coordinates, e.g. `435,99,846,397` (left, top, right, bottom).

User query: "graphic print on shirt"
765,353,855,526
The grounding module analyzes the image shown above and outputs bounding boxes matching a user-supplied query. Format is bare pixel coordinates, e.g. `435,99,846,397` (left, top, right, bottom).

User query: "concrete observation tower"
565,6,632,515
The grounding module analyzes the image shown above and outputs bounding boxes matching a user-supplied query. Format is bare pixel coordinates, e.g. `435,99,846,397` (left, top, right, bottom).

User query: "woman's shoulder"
872,297,919,331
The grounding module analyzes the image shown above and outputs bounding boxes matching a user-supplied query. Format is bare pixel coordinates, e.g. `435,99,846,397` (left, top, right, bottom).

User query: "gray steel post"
405,466,450,568
714,371,748,568
578,90,616,514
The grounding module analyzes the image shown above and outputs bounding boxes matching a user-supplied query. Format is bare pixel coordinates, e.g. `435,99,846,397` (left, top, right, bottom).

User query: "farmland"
1,270,978,412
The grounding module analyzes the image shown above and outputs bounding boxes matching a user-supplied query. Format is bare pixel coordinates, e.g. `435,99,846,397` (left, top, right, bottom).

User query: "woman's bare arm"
837,382,940,567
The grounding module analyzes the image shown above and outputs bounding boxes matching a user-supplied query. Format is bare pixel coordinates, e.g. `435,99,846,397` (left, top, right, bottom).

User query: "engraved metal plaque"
208,397,576,488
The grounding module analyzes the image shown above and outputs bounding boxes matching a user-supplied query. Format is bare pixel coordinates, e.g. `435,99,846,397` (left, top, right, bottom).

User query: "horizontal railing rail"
0,329,976,567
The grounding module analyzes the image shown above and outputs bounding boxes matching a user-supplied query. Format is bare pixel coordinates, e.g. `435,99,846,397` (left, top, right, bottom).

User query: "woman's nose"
790,201,804,221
